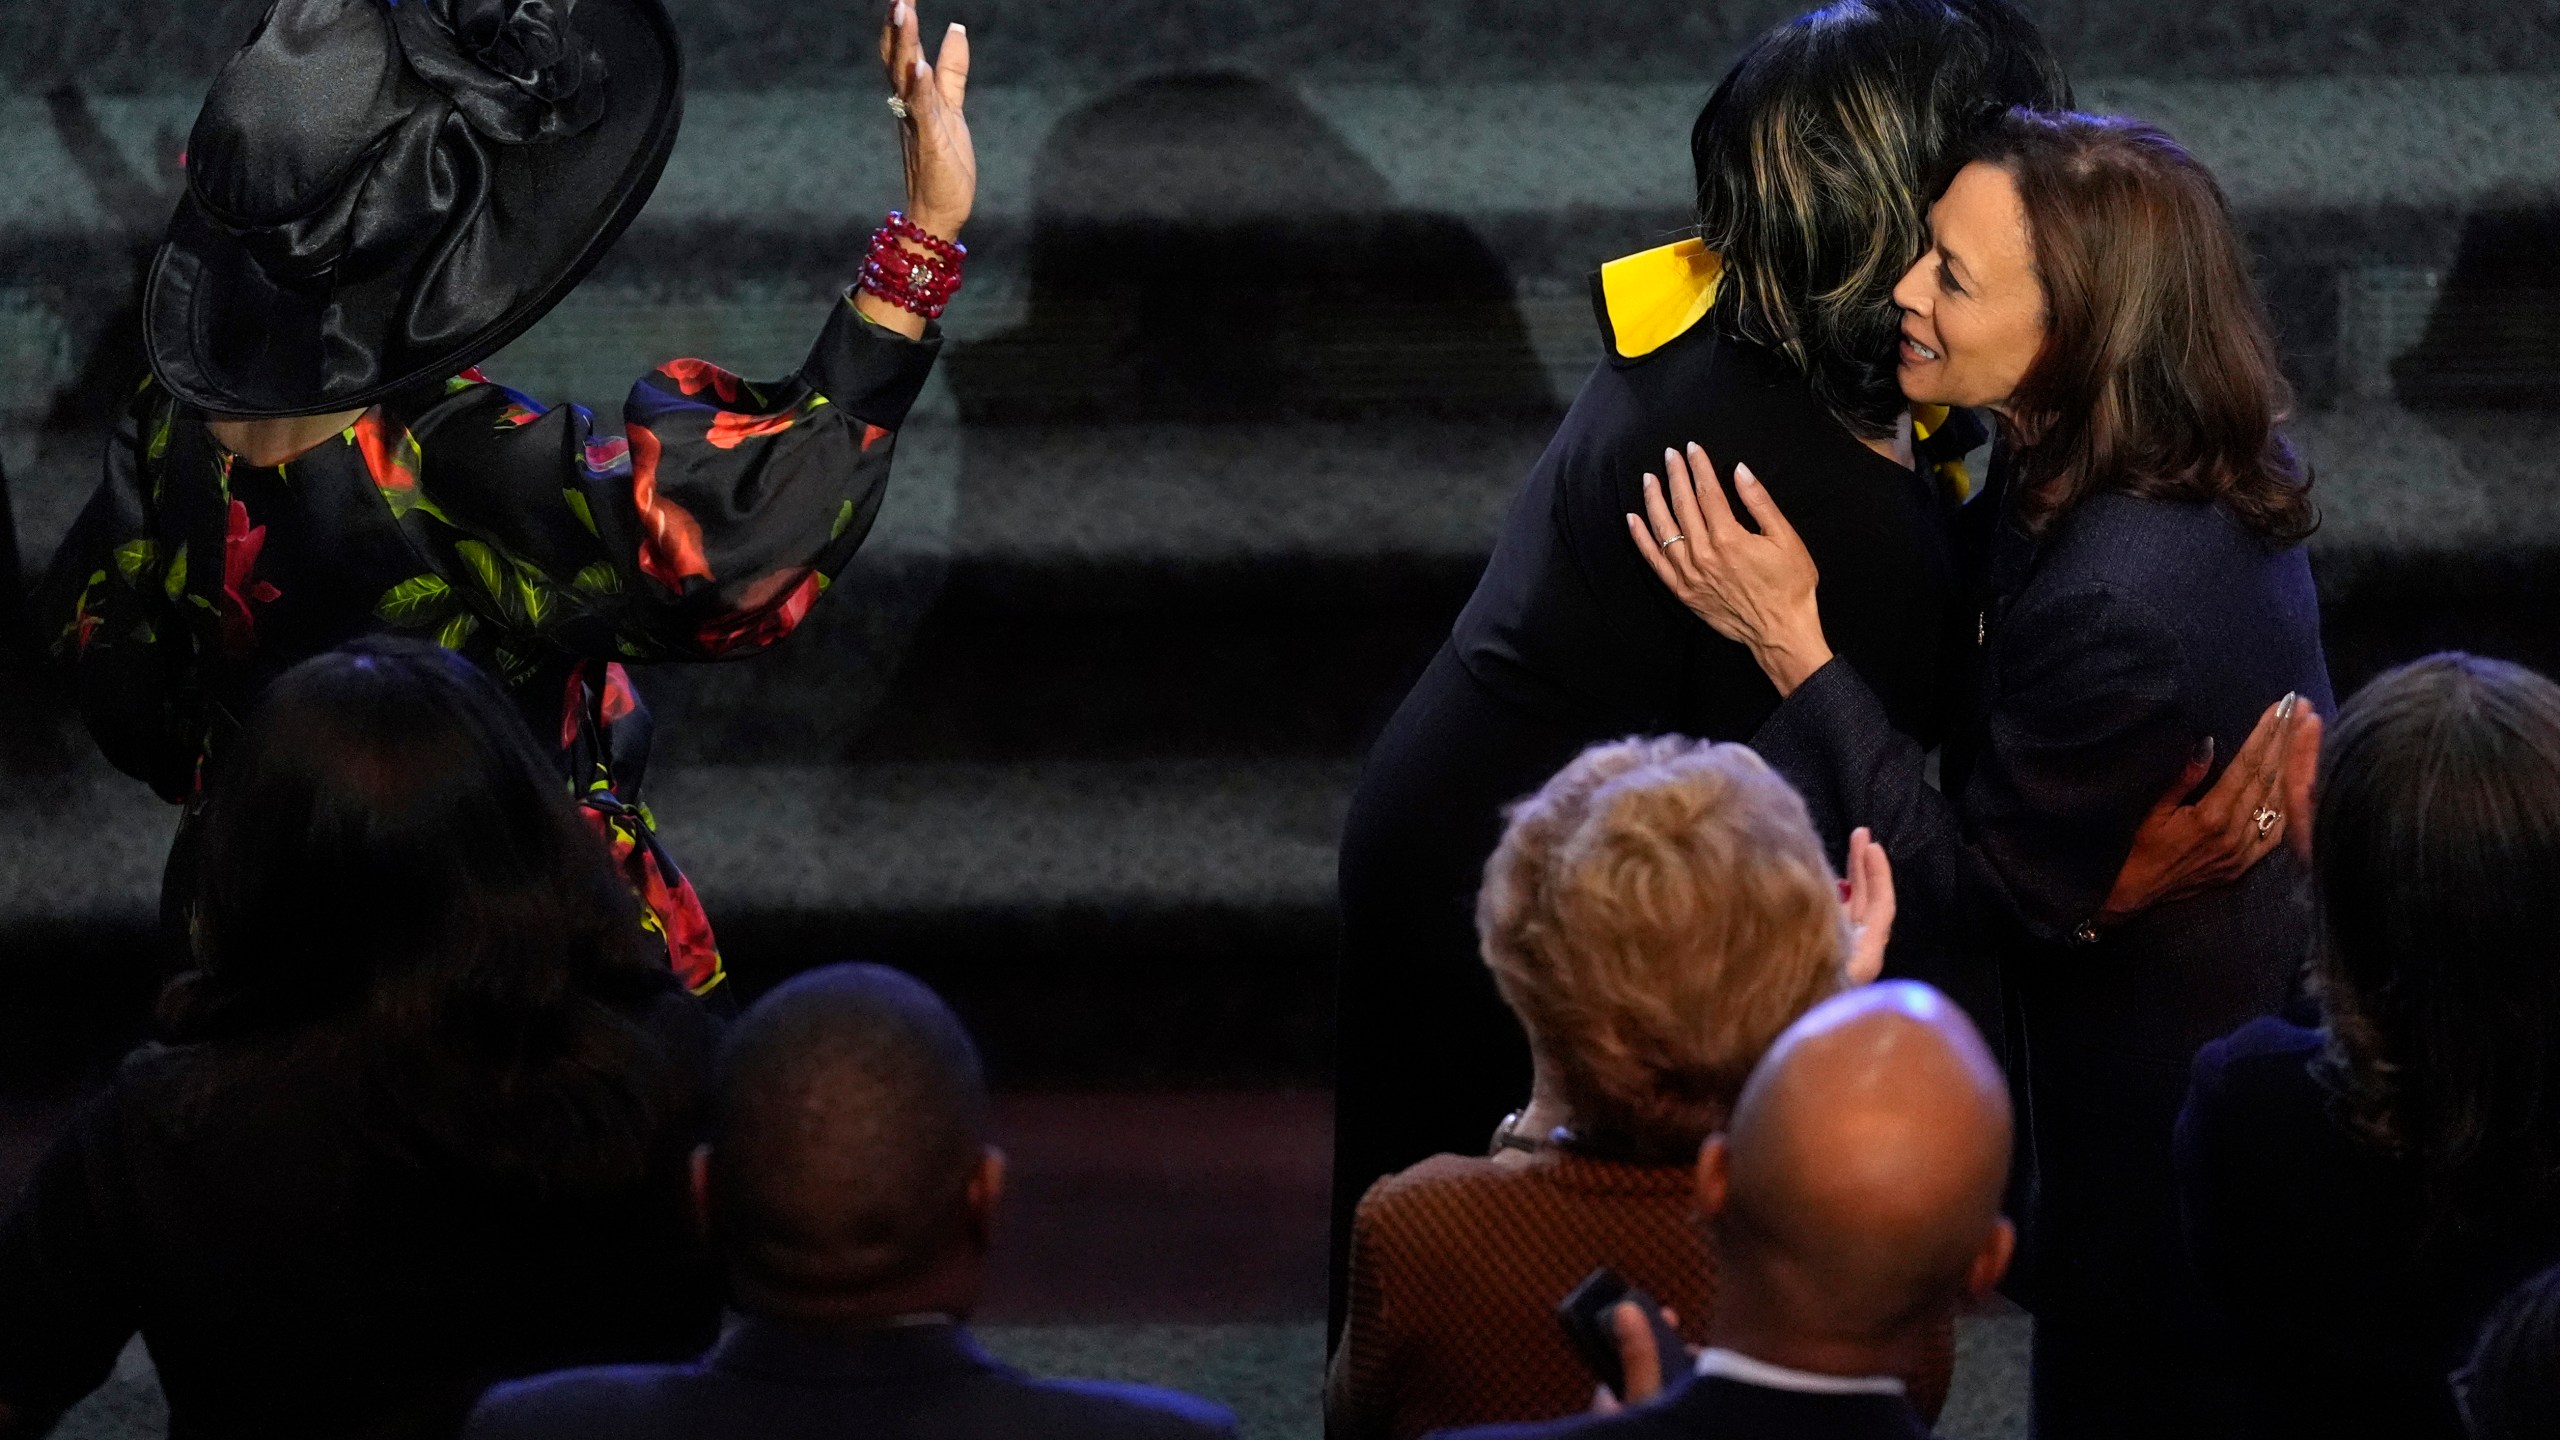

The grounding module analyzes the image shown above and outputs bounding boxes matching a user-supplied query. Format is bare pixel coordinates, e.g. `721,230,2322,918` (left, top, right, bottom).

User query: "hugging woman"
1330,0,2071,1320
1634,112,2331,1436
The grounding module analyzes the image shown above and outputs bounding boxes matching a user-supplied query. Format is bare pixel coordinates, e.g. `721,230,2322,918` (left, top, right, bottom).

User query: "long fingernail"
950,20,965,32
2278,691,2299,719
1736,463,1759,486
2191,736,2215,765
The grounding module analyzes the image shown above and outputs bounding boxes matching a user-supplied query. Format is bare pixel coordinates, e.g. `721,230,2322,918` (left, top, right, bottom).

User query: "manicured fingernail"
1736,463,1759,486
950,21,965,32
1643,473,1658,489
915,56,930,75
2278,691,2299,719
2191,736,2215,765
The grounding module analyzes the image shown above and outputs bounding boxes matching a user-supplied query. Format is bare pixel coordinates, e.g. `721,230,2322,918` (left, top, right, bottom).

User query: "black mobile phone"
1556,1266,1688,1400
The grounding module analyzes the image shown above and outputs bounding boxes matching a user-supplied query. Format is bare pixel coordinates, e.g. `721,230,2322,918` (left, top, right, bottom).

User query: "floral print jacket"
41,294,941,995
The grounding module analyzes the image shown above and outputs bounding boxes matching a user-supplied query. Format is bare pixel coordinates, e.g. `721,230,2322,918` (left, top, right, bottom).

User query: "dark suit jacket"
1753,459,2331,1330
462,1317,1238,1440
1425,1374,1931,1440
2177,1016,2560,1440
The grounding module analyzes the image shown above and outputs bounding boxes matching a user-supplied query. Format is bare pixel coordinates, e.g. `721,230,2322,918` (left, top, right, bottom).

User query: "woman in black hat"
38,0,978,998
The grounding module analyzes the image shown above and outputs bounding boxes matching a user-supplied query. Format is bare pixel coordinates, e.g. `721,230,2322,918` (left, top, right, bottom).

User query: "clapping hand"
1843,826,1895,985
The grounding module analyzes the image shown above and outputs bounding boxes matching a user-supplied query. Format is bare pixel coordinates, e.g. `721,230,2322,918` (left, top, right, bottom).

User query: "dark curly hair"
164,636,682,1201
1690,0,2069,440
2309,654,2560,1241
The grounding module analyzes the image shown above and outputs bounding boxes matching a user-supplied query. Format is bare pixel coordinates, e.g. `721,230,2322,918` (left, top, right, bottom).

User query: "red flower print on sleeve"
694,567,822,656
862,423,892,452
627,424,715,594
658,358,743,405
351,410,418,498
704,410,798,450
219,499,282,655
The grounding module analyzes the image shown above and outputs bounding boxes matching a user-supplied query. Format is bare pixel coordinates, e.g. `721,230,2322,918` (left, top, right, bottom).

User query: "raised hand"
876,0,975,241
1628,443,1835,695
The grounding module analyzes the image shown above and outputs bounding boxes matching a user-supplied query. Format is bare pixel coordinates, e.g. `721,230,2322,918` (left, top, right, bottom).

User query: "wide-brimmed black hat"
146,0,683,418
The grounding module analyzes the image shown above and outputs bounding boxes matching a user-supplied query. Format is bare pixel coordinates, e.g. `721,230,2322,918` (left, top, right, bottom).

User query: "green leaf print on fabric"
375,574,454,625
455,539,508,607
113,538,160,584
517,571,555,628
831,499,856,540
571,562,622,596
435,610,481,651
162,544,188,601
563,489,599,536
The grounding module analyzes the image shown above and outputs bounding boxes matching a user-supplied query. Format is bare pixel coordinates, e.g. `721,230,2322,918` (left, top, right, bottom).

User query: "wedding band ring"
2252,805,2280,838
885,95,912,121
1660,534,1687,548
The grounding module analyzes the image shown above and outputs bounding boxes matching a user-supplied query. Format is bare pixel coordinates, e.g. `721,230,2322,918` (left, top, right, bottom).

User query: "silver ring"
2252,805,2280,838
1660,534,1687,549
885,95,912,121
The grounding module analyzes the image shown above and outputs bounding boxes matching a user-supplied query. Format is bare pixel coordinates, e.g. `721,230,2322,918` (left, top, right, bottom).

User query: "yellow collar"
1595,238,1723,361
1593,240,1973,500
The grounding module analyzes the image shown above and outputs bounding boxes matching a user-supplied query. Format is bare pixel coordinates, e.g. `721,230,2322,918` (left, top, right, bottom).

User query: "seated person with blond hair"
1326,737,1936,1440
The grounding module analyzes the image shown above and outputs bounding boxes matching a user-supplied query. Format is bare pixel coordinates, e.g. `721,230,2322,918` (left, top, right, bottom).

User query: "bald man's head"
705,965,998,1321
1701,982,2013,1347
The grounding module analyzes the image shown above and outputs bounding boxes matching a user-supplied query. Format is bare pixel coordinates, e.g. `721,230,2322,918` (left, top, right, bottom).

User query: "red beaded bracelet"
857,211,966,320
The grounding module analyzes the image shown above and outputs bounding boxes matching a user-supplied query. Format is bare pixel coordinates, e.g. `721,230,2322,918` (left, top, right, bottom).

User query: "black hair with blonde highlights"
1691,0,2069,439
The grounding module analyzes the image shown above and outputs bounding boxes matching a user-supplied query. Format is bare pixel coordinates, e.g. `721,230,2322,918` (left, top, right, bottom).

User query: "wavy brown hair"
2310,655,2560,1240
1692,0,2069,440
1477,737,1849,1164
1978,110,2316,543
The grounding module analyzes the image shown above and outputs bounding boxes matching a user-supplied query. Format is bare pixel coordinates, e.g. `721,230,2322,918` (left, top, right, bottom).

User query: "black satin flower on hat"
145,0,682,418
387,0,608,144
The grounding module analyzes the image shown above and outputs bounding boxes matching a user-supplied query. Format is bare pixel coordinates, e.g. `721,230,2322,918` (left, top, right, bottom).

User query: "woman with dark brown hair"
2179,655,2560,1440
1626,111,2331,1436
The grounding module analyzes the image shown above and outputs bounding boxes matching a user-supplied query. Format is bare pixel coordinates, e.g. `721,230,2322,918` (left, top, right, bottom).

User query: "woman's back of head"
1972,109,2316,543
2313,654,2560,1236
1691,0,2068,440
171,636,679,1200
1478,737,1850,1164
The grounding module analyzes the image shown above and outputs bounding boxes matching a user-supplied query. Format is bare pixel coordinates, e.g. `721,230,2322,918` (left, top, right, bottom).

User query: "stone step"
16,0,2559,94
6,75,2557,421
14,403,2560,763
0,749,1354,1083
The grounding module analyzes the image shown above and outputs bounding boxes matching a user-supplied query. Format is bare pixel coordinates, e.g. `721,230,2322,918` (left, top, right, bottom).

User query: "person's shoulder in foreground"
464,1318,1235,1440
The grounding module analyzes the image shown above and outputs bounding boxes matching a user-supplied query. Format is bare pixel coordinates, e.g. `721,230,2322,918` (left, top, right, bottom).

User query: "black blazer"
461,1317,1237,1440
2176,1015,2560,1440
1753,459,2331,1328
1425,1374,1931,1440
1452,321,1964,752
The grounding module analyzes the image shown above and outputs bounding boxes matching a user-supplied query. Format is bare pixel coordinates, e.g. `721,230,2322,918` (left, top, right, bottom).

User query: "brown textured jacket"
1325,1149,1952,1439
